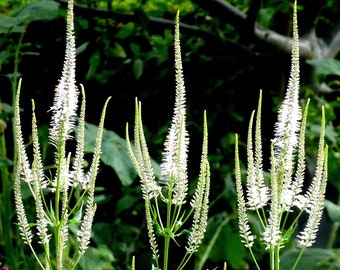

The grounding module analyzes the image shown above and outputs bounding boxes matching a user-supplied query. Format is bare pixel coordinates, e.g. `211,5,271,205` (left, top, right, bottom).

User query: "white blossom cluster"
14,0,110,269
126,11,210,268
235,1,328,255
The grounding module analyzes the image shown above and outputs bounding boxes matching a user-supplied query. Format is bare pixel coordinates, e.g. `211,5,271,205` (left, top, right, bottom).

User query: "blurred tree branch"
55,0,340,92
55,0,340,59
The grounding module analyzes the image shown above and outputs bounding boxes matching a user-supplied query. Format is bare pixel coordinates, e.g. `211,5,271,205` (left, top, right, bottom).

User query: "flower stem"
163,192,173,270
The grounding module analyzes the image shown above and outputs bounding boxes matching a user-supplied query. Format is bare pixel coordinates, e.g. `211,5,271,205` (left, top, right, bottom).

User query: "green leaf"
200,213,246,269
130,43,140,55
307,58,340,82
0,0,60,33
0,16,25,33
12,0,60,23
112,42,127,58
81,122,137,186
86,51,100,81
69,203,83,224
133,58,144,79
79,245,115,270
163,227,180,246
94,193,112,204
92,222,112,246
281,248,340,270
76,41,89,55
82,122,160,185
116,22,135,39
0,157,13,167
325,199,340,223
115,194,138,216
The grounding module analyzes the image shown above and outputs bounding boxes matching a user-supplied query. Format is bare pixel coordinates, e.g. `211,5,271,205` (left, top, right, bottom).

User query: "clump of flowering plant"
14,0,110,269
234,2,328,270
126,11,210,270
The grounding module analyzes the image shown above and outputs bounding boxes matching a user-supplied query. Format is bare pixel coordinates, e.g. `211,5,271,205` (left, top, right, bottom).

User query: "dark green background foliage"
1,0,340,269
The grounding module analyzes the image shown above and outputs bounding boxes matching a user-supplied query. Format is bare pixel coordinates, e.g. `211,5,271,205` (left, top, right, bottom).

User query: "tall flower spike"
272,0,302,210
31,100,51,248
49,0,78,145
72,85,87,188
77,96,111,254
235,2,328,267
127,11,210,269
14,80,34,246
246,91,269,210
235,134,256,249
126,99,162,200
298,107,327,247
187,111,210,254
160,10,189,205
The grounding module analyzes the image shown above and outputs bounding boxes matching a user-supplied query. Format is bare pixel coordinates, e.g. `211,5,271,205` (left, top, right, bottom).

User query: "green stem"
248,247,261,270
0,131,16,268
326,188,340,249
53,133,67,269
163,194,172,270
194,215,230,270
270,245,274,270
275,245,280,270
326,222,339,249
163,236,170,270
292,246,306,270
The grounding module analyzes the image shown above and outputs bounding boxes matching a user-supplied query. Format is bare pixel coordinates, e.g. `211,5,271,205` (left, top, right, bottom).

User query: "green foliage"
81,122,138,186
196,214,248,270
280,248,340,270
144,0,195,16
0,0,59,33
78,245,115,270
325,200,340,223
307,58,340,85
